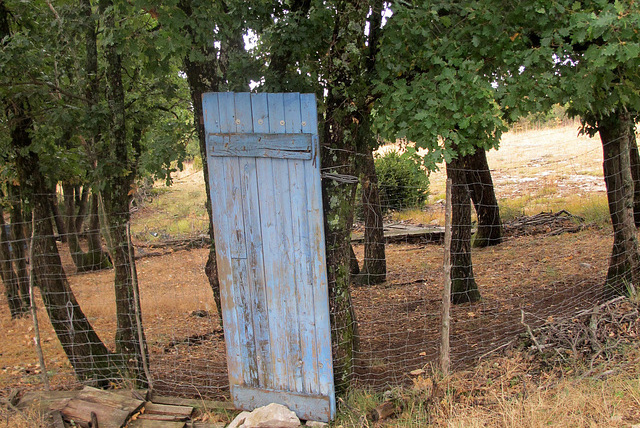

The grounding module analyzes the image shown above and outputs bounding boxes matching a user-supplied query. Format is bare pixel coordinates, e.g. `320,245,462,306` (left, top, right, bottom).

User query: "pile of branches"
521,296,640,374
504,210,585,238
134,235,211,259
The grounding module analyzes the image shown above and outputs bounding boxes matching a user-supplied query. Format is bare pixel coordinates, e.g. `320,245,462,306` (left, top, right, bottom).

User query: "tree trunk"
64,183,85,269
49,191,67,242
178,0,223,326
99,0,148,387
322,39,361,391
350,244,360,276
7,185,31,310
63,185,111,272
628,127,640,227
86,194,112,270
76,0,111,274
321,142,359,391
102,196,148,386
359,150,386,284
75,186,89,233
447,157,481,304
465,148,503,248
599,110,640,297
0,199,25,318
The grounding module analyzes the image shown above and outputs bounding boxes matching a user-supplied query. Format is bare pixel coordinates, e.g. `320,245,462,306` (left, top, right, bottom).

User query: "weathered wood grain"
147,394,235,410
233,385,332,422
207,133,312,159
143,402,193,417
203,92,335,422
128,420,185,428
203,92,242,386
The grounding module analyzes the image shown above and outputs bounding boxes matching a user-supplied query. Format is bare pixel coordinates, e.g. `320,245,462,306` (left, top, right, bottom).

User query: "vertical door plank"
251,93,270,133
239,156,271,387
265,93,295,390
255,156,288,390
245,93,272,388
229,93,259,386
300,94,335,406
218,92,247,259
234,92,253,133
280,93,308,392
202,93,242,385
231,257,258,384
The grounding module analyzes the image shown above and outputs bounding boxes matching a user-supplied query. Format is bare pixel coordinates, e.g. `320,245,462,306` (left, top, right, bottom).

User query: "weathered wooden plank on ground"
128,420,186,428
76,386,144,411
61,398,132,428
144,402,193,417
191,423,227,428
58,386,144,428
17,390,76,412
147,394,235,411
137,413,188,422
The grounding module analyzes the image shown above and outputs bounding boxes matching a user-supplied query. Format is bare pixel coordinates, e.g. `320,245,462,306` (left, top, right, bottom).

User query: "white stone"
237,403,301,428
305,421,328,427
227,411,250,428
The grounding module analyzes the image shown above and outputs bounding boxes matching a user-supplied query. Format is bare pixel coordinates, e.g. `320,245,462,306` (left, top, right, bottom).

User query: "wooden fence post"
440,179,453,375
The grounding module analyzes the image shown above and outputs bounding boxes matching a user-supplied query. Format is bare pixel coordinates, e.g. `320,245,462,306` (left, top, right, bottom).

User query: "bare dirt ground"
0,123,618,402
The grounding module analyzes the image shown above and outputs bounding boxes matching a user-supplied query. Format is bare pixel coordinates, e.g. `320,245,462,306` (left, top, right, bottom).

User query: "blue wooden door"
202,92,335,422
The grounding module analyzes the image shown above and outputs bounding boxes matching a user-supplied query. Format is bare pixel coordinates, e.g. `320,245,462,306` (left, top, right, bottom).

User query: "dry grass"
0,407,49,427
377,124,606,211
335,346,640,427
130,162,209,242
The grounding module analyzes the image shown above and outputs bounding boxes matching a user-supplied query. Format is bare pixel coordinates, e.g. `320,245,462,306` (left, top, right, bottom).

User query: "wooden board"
128,420,185,428
17,390,76,412
147,394,235,411
208,133,312,159
62,398,132,428
59,386,144,428
202,92,335,422
143,402,193,418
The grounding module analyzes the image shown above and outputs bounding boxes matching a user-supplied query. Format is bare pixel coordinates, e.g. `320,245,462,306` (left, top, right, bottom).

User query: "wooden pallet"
17,387,228,428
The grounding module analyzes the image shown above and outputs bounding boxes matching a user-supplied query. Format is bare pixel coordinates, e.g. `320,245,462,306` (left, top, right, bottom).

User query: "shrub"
374,147,429,214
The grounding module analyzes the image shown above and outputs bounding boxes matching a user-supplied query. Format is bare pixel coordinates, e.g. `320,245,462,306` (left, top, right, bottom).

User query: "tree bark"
99,0,148,387
447,156,481,304
465,148,503,248
628,127,640,227
0,198,25,318
49,191,67,242
599,110,640,297
359,150,386,284
75,0,111,275
86,194,111,270
63,184,111,272
7,185,30,310
350,244,360,276
321,140,359,391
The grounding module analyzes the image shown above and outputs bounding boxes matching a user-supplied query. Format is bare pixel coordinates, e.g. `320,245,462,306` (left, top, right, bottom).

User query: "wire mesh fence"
0,123,631,402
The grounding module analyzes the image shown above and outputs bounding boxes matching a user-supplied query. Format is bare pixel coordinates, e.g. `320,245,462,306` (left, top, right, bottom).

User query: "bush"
374,147,429,214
